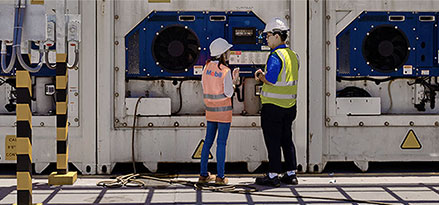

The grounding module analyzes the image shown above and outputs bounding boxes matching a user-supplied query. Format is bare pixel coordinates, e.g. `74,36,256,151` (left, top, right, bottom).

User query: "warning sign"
5,135,17,160
401,129,422,149
192,139,213,159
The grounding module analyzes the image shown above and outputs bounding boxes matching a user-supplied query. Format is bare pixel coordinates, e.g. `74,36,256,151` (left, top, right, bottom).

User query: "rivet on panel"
114,92,119,97
359,122,364,126
148,122,153,127
326,92,331,96
326,41,331,45
115,66,119,71
122,123,127,127
74,92,79,96
325,66,330,71
200,122,205,127
115,119,120,123
326,15,330,20
74,118,79,122
384,121,389,126
326,117,331,122
409,121,414,126
333,122,338,126
435,121,439,127
114,41,119,45
40,122,45,126
251,122,257,127
114,15,119,20
174,122,179,127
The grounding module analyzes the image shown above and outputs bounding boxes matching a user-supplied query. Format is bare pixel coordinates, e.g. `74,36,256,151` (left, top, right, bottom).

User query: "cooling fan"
152,25,200,73
362,25,410,73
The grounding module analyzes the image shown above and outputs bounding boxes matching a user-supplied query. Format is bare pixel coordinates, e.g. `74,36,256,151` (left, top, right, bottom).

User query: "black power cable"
132,96,143,174
172,80,183,115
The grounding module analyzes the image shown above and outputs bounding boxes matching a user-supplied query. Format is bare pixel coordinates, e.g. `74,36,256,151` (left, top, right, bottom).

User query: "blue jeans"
200,121,231,178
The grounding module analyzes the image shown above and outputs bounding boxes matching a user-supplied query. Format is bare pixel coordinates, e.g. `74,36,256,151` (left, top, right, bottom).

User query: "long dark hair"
206,53,227,70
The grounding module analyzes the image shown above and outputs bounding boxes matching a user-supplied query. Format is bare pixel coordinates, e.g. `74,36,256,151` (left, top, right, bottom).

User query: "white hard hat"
263,17,289,33
209,38,233,57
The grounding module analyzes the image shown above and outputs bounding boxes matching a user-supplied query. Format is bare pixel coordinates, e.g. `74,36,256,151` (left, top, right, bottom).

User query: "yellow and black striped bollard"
48,59,77,185
16,67,33,205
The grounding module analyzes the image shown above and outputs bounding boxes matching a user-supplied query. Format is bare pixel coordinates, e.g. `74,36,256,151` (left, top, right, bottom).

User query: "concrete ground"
1,174,439,204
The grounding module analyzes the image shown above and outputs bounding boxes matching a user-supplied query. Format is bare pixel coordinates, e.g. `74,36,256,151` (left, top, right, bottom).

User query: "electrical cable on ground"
96,173,390,205
97,95,390,205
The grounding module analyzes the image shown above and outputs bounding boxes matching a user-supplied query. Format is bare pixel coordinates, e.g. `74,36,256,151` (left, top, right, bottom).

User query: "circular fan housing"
362,25,410,73
152,25,200,73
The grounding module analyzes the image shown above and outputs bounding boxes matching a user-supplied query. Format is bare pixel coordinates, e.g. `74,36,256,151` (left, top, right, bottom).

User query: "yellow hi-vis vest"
261,48,298,108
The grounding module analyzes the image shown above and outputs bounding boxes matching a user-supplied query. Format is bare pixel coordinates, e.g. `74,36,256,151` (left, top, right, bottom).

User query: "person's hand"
254,69,263,81
232,68,240,85
232,68,240,80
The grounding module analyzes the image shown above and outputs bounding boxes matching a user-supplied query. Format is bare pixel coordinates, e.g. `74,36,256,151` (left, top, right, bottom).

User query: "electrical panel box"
125,11,267,78
337,11,439,77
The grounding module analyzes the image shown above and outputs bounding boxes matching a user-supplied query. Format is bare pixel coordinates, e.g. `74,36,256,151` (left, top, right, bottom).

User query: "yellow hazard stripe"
57,151,68,170
56,74,68,90
17,172,32,191
16,104,32,124
31,0,44,4
57,126,68,141
56,53,67,63
16,138,32,162
56,102,67,115
16,71,32,96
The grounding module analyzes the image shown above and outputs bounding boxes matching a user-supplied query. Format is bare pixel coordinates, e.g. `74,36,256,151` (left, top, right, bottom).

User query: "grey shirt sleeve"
224,70,234,97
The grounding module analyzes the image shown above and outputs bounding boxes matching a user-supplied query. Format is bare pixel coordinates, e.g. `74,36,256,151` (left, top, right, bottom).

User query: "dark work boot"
280,174,299,185
255,174,281,187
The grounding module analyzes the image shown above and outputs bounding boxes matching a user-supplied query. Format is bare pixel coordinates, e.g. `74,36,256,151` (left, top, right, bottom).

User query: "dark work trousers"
261,103,297,173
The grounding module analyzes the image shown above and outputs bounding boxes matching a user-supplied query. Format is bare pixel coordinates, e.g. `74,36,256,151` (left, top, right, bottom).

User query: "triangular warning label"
401,129,422,149
192,139,213,159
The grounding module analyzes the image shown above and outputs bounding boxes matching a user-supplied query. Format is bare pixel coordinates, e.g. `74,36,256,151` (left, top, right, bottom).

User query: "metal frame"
97,0,308,174
309,0,439,173
0,0,96,174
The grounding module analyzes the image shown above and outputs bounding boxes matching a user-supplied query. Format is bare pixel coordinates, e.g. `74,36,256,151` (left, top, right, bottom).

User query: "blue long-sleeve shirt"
265,44,300,84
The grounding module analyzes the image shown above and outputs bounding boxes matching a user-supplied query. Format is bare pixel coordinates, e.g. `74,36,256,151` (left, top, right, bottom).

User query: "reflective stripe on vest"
261,47,298,108
206,105,233,112
203,94,227,99
260,91,297,99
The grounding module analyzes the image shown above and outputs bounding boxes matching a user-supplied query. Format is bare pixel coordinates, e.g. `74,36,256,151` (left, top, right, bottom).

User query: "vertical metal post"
16,67,33,205
56,62,68,174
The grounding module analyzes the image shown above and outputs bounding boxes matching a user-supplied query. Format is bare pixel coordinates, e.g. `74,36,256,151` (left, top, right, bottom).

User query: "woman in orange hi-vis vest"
198,38,239,185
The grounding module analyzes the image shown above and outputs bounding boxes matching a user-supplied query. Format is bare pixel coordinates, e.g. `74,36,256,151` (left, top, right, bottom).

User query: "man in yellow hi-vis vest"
254,17,299,187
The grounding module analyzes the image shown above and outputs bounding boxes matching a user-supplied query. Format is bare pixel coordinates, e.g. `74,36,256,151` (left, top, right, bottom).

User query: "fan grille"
362,25,410,73
152,25,200,73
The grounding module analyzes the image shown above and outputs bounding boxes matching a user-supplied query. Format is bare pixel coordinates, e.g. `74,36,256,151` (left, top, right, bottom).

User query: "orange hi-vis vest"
202,61,233,123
